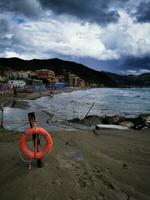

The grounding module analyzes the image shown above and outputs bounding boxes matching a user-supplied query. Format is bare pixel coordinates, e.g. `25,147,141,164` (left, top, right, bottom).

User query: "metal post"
28,112,43,168
82,102,95,119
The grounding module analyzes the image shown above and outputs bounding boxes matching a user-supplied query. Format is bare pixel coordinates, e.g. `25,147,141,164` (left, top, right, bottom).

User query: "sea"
2,88,150,131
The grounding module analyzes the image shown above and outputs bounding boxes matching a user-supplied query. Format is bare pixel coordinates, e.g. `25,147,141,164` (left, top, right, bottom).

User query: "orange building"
36,69,55,84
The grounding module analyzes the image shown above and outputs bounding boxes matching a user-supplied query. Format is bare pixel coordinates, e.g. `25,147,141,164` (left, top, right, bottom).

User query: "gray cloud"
0,19,12,53
38,0,121,25
0,0,41,18
134,2,150,23
0,19,9,35
38,0,150,24
0,0,149,24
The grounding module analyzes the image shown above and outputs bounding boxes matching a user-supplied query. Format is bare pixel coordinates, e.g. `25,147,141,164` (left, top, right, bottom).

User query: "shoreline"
0,87,81,107
1,87,150,132
0,87,85,131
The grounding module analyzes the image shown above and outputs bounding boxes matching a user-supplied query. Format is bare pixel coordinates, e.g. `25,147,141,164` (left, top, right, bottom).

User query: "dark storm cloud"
0,0,149,24
0,0,41,18
39,0,121,24
73,56,150,73
108,56,150,73
122,56,150,70
134,2,150,23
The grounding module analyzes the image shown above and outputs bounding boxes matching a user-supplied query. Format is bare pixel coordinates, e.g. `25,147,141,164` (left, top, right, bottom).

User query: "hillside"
0,57,150,87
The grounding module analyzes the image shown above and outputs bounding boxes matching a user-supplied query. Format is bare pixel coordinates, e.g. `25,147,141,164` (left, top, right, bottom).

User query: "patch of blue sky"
13,17,26,24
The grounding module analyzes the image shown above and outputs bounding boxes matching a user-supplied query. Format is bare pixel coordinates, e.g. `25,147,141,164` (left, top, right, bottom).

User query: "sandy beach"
0,128,150,200
0,89,150,200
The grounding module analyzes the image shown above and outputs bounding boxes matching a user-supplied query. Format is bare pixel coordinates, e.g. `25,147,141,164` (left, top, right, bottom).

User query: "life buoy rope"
20,127,53,159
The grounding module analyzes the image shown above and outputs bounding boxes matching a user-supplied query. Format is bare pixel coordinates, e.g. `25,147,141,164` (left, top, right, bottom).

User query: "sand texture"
0,129,150,200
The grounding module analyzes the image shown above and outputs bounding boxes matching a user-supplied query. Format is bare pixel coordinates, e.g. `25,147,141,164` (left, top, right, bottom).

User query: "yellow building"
69,73,89,88
36,69,56,84
0,75,7,83
69,74,79,87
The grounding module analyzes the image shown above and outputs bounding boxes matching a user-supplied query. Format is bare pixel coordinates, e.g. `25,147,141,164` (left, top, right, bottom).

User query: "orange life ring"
20,127,53,159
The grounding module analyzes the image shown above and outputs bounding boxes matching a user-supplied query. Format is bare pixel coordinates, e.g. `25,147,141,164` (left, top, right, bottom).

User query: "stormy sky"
0,0,150,74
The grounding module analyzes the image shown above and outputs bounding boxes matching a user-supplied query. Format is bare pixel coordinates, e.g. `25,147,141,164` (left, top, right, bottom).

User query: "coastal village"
0,69,150,200
0,69,91,95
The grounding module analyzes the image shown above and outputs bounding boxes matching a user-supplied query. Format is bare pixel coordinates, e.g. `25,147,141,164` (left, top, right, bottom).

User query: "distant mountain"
0,57,150,87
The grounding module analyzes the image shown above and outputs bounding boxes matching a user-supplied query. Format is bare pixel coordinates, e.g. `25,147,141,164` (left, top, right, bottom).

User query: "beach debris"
65,140,73,146
122,163,128,169
119,121,134,129
95,124,128,130
82,102,95,120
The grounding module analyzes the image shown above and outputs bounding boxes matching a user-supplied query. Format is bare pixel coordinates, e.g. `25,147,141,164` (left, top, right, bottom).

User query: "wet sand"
0,128,150,200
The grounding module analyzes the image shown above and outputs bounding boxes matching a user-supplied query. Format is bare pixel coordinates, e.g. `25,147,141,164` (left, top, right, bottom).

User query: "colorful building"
36,69,56,85
8,80,26,88
0,83,13,95
69,73,89,88
8,70,34,80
